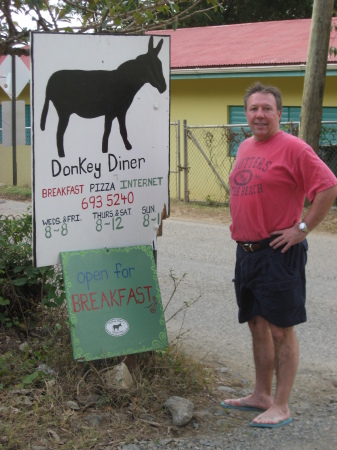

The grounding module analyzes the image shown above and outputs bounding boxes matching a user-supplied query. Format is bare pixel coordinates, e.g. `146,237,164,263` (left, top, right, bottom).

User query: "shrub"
0,212,65,329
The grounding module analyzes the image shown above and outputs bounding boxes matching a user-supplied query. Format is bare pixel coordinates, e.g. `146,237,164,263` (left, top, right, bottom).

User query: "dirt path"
168,199,337,233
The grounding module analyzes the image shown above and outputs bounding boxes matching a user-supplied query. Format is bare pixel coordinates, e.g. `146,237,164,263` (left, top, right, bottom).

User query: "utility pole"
299,0,334,152
12,55,17,186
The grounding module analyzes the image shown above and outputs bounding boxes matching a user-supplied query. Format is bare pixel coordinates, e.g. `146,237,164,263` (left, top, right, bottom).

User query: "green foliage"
177,0,315,28
20,371,41,387
330,46,337,57
0,342,53,390
205,194,213,205
0,184,31,201
0,212,65,329
0,0,220,55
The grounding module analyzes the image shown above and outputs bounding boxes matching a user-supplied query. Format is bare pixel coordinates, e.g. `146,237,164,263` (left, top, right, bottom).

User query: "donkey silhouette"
40,36,166,158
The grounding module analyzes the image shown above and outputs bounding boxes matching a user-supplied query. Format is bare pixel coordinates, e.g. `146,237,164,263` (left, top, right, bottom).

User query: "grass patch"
169,198,231,224
0,184,31,201
0,304,227,449
171,198,229,210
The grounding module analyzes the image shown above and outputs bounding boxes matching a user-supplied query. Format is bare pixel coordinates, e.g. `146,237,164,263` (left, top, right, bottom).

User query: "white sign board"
31,33,170,267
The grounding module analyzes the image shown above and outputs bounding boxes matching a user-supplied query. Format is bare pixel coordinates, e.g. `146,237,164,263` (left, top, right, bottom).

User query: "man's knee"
248,315,268,326
248,316,270,335
269,324,295,343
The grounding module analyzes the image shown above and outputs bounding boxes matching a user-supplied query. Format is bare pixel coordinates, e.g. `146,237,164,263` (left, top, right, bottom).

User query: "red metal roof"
1,20,337,72
149,18,337,69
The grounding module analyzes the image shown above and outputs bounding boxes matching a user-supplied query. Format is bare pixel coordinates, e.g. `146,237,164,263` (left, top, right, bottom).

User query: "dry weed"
0,303,233,449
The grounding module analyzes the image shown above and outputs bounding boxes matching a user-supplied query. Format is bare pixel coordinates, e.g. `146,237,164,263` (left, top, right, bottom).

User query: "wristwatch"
298,222,310,233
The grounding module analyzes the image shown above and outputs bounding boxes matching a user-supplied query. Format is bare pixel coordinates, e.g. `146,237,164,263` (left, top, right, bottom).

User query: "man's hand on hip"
270,224,307,253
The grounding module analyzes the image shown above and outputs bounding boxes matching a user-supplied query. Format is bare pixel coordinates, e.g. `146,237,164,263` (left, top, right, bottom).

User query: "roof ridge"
164,17,312,33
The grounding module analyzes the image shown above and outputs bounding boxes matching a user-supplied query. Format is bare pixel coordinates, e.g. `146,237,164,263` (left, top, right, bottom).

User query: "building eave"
171,64,337,80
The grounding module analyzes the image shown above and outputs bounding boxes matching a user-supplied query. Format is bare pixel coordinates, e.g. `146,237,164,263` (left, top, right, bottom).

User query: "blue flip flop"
221,401,266,412
249,417,293,428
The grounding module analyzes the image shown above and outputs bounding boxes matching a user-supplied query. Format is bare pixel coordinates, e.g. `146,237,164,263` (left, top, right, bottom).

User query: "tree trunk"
299,0,334,152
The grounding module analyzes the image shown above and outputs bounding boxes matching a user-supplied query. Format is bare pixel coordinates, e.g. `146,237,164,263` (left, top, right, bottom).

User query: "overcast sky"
12,7,81,32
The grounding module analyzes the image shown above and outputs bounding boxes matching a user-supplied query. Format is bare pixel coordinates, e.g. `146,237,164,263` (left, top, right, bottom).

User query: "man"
222,82,337,428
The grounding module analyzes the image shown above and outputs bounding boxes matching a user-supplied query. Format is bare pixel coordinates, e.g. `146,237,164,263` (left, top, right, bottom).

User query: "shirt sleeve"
293,145,337,203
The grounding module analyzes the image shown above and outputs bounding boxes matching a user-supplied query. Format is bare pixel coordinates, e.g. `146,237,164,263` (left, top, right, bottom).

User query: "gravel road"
156,217,337,450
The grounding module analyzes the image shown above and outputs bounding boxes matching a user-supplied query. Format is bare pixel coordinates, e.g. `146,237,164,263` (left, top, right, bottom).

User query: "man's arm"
270,185,337,253
302,185,337,230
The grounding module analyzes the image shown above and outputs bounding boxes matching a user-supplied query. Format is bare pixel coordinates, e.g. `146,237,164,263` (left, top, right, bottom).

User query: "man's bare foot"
222,394,273,411
251,404,291,425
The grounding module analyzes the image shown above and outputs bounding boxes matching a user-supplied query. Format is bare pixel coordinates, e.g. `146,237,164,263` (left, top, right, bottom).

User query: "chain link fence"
318,121,337,178
183,124,235,204
169,121,181,200
169,121,337,205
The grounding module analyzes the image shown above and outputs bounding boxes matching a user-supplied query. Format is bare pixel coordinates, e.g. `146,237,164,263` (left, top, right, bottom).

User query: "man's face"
245,92,282,142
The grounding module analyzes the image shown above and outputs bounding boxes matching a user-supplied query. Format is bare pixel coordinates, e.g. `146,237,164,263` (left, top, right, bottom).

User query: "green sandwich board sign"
61,246,168,361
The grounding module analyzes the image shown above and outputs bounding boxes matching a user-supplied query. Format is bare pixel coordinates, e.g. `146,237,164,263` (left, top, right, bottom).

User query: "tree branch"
1,0,18,36
0,0,222,55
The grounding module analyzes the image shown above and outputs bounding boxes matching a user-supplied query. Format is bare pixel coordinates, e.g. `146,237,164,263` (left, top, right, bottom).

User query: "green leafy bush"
0,212,65,328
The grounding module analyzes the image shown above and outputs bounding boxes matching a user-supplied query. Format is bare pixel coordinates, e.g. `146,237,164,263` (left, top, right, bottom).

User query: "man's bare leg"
223,316,274,410
252,325,299,424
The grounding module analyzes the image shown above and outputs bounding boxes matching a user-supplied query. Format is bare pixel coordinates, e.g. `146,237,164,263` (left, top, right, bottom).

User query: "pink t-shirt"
229,131,337,242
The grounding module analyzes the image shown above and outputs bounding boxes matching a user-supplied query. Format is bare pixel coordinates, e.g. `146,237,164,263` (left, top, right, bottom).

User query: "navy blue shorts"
233,240,308,328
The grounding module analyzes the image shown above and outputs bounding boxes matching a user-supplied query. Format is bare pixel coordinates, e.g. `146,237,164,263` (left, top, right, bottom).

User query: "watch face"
299,222,308,232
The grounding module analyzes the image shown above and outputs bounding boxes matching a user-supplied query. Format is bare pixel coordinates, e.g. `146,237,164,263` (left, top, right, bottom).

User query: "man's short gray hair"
244,82,282,112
